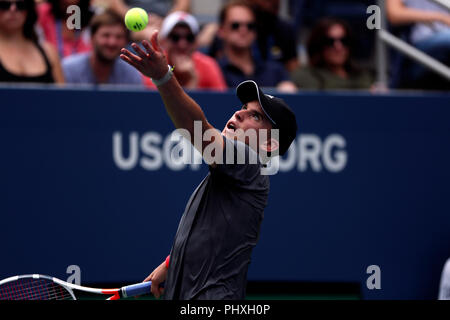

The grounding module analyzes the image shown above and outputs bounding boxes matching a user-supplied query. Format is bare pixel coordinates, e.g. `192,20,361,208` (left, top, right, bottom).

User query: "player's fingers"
151,281,160,299
141,40,155,56
131,43,149,59
121,47,143,64
120,54,139,69
143,274,152,282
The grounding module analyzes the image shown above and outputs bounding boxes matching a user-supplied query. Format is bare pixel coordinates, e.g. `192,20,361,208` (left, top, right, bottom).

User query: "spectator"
291,18,373,90
144,11,227,90
62,9,142,85
37,0,93,58
247,0,299,72
107,0,190,41
217,0,297,92
0,0,64,83
386,0,450,90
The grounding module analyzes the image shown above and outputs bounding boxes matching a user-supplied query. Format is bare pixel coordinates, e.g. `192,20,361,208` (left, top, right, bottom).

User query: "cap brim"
236,80,277,126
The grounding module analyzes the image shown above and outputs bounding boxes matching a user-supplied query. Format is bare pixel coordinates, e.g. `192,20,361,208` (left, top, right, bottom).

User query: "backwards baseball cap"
160,11,200,38
236,80,298,156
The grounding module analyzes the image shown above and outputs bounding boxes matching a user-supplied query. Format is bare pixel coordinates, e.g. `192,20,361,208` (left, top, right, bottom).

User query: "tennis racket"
0,274,152,300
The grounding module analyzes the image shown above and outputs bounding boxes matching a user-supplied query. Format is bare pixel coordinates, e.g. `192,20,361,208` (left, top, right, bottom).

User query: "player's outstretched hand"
120,30,168,80
143,260,167,299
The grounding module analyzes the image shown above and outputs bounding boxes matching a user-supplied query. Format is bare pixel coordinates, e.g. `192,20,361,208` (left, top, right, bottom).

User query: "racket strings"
10,280,71,300
0,278,74,300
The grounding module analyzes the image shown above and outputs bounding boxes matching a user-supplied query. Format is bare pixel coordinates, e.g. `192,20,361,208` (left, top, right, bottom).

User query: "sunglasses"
0,1,27,11
168,32,195,44
230,21,256,32
323,36,351,47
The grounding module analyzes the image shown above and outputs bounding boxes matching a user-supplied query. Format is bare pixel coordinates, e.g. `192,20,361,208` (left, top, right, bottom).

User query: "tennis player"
120,31,297,300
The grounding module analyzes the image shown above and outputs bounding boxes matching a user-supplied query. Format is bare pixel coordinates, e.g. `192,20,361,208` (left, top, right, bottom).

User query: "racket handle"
121,281,152,298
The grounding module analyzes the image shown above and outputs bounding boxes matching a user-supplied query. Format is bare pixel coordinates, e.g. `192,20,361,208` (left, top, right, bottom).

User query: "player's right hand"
120,30,168,80
143,260,167,299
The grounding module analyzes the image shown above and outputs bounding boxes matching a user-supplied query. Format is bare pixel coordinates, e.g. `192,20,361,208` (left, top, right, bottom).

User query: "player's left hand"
120,30,168,80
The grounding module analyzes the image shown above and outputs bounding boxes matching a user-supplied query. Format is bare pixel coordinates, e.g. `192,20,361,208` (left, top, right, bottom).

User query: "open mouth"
227,122,237,132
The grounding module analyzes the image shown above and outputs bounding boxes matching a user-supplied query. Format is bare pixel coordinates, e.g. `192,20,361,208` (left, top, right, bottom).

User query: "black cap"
236,80,298,156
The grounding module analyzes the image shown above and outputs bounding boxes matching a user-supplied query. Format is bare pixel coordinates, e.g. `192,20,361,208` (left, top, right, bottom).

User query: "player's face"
220,5,256,50
223,100,273,148
322,24,350,67
92,24,128,62
0,0,27,32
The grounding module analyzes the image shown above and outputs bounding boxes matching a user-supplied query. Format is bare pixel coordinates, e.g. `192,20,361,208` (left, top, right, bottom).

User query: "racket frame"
0,274,151,300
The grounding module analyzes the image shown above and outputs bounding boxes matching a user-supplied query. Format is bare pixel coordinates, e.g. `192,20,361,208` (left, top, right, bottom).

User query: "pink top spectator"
37,2,91,58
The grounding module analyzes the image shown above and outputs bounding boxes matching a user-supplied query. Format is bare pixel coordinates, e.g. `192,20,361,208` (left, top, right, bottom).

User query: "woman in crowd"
291,18,373,90
0,0,64,83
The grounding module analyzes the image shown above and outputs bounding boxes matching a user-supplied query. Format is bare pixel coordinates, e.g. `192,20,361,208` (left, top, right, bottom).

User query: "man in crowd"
217,0,297,92
62,9,143,85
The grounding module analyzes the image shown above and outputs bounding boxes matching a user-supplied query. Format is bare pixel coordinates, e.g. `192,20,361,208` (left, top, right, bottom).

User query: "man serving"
120,31,297,300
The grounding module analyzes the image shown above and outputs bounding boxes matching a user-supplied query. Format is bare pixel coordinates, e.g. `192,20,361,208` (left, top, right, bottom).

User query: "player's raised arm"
120,31,223,156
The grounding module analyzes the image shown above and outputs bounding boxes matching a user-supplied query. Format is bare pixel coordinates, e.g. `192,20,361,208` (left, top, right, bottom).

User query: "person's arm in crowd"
276,80,297,93
108,0,129,18
170,0,191,13
386,0,450,26
42,42,65,84
196,23,218,49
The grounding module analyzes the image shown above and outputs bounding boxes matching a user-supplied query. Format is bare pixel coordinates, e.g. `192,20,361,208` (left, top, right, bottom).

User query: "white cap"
160,11,200,39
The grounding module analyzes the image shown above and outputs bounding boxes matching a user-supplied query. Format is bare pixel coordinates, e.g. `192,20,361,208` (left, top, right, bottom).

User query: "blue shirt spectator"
62,52,142,85
218,53,290,88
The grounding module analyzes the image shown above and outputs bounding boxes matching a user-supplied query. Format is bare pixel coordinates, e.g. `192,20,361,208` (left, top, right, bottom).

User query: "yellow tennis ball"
124,8,149,32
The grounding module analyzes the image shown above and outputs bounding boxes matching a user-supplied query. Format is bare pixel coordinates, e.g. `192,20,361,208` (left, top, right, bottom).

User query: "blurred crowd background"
0,0,448,91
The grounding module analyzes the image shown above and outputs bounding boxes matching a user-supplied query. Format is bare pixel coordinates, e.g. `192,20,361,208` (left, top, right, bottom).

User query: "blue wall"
1,86,449,299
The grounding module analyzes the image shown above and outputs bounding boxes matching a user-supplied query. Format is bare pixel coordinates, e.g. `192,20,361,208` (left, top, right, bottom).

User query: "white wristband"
151,65,173,87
